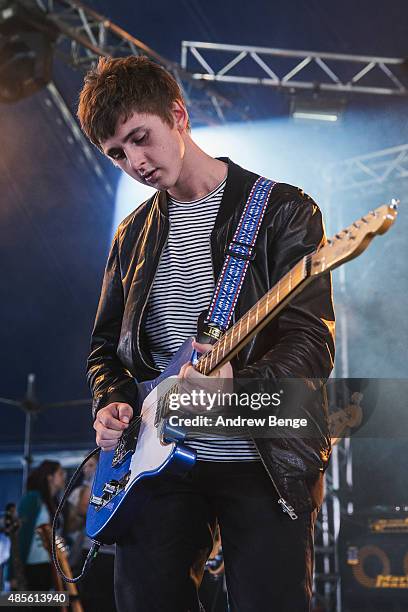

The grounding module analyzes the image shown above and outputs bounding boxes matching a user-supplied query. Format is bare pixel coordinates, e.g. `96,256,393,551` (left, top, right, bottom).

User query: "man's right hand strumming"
93,403,133,451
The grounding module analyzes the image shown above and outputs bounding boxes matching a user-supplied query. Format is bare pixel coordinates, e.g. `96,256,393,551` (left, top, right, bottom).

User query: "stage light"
290,95,346,123
293,111,339,122
0,0,58,103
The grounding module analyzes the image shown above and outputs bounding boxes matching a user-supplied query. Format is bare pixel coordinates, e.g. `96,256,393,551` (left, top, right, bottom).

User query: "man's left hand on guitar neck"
177,340,233,414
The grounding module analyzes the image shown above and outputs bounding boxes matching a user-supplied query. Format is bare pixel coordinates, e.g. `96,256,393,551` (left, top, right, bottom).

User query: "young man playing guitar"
78,56,335,612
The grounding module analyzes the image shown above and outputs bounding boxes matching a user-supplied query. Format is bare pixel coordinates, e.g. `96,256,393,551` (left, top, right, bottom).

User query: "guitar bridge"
91,472,131,510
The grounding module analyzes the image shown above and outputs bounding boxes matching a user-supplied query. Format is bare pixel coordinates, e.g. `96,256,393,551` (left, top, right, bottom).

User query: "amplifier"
340,506,408,611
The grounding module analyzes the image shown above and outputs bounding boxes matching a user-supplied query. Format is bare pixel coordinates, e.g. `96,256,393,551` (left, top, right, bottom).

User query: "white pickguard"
125,378,176,490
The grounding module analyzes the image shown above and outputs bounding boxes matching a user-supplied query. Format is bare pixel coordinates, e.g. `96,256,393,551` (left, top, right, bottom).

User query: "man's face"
101,105,186,191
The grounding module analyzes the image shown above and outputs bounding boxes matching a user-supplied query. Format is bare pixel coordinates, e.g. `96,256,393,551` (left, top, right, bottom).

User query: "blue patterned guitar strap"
197,175,277,346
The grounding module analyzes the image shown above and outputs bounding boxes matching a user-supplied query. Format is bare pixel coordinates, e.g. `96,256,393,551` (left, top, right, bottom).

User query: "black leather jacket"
87,158,335,515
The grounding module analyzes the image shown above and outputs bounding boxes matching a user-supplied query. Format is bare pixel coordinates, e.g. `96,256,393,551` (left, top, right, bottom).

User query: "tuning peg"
391,199,399,209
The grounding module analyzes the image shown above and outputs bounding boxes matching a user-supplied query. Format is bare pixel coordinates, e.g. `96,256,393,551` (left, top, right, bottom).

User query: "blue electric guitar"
86,203,397,543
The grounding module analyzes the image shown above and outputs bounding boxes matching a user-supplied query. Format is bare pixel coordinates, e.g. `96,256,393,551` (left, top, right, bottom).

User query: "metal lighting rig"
0,0,243,192
0,0,239,123
181,40,408,97
324,143,408,195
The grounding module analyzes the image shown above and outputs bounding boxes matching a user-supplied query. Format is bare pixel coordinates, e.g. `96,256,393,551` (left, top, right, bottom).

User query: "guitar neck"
55,550,80,597
195,256,310,375
193,202,398,376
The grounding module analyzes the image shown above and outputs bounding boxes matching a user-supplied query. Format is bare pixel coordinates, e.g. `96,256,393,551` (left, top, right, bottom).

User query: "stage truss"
33,0,240,124
181,41,408,97
323,143,408,196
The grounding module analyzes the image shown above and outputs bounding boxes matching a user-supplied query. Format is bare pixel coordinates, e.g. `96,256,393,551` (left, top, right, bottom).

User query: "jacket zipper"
252,436,298,521
210,232,297,520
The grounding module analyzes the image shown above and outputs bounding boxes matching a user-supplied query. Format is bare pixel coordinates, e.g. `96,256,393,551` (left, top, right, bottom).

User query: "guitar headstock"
310,201,398,276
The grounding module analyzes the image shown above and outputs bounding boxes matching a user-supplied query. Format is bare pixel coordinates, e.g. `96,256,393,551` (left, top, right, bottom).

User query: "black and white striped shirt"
144,178,260,461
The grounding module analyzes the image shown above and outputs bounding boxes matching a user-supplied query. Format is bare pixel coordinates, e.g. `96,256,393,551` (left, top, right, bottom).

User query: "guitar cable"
51,447,102,583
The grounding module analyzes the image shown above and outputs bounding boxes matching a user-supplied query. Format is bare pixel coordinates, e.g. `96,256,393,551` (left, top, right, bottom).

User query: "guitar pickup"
103,481,120,495
102,473,131,498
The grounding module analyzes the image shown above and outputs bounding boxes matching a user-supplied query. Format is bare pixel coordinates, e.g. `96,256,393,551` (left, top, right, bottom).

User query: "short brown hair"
77,55,189,149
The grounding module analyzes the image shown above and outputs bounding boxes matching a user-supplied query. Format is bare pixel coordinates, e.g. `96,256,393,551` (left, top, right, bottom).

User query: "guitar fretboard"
195,255,309,375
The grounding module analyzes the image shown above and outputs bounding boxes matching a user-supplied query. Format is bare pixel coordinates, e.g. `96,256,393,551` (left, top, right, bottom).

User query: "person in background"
2,502,25,591
17,460,65,590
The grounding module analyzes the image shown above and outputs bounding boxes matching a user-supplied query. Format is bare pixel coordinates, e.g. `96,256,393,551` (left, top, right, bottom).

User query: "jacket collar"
155,157,257,231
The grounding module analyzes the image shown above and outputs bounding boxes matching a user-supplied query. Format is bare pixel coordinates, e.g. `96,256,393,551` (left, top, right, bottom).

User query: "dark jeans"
75,550,117,612
115,461,316,612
